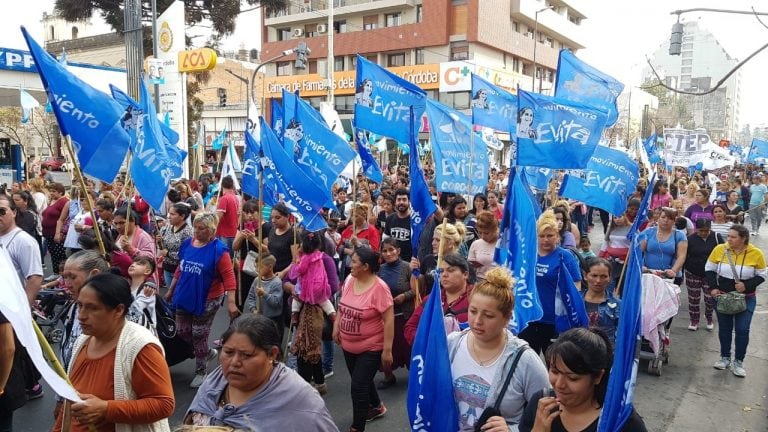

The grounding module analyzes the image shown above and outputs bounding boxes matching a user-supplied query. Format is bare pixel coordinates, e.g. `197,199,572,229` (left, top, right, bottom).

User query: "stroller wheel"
662,348,670,364
647,358,662,376
47,328,64,344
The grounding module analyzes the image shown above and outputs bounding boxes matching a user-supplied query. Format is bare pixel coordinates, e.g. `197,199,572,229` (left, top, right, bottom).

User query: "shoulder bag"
716,248,747,315
474,346,529,432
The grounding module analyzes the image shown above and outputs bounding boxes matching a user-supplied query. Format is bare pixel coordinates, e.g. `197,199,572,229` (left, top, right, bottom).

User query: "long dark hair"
545,328,613,407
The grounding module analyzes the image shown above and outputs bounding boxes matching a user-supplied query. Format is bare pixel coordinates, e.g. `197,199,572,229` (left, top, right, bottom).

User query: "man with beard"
383,188,413,261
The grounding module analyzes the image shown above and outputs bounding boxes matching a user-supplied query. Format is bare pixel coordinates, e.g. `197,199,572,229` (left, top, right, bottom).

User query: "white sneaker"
713,357,731,370
732,360,746,377
705,322,714,331
687,323,698,331
190,373,207,388
206,348,218,362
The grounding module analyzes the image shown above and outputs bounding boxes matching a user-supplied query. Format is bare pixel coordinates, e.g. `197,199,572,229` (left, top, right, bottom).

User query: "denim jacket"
581,290,620,343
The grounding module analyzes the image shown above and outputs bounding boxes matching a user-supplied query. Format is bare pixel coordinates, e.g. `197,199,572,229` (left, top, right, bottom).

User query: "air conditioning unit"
293,28,304,37
317,24,328,33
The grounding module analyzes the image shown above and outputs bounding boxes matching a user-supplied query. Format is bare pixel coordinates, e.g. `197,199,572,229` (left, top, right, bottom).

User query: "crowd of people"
0,159,766,432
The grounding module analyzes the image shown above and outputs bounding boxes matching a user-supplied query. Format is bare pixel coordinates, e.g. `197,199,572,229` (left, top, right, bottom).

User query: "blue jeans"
163,270,175,289
218,236,235,258
715,295,756,361
322,340,334,373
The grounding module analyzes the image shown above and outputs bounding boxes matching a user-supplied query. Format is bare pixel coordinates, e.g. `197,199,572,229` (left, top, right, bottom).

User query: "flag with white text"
471,74,517,135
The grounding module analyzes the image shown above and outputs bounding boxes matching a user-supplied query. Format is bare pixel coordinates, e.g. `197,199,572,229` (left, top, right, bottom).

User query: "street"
12,226,768,431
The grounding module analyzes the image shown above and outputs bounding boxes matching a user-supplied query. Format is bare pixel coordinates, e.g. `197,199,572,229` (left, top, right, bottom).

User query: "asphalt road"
13,220,768,431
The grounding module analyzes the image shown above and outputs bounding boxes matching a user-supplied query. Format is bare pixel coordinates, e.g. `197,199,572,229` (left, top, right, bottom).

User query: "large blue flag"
115,78,186,210
495,168,543,335
241,129,265,199
470,74,517,134
271,98,285,143
409,107,437,253
515,89,608,169
554,49,624,127
747,138,768,162
407,270,459,431
598,237,642,432
642,133,661,164
21,26,130,183
626,172,656,240
354,55,426,144
523,166,553,190
259,117,328,232
212,126,227,151
354,128,384,184
554,257,589,333
425,99,488,195
282,90,355,204
559,145,639,215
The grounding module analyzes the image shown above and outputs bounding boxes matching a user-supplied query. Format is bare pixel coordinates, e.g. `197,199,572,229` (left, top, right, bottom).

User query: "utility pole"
327,0,334,104
123,0,144,99
151,0,160,110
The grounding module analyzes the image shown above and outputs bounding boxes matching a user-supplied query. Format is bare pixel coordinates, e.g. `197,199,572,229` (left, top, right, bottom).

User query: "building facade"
643,21,741,140
259,0,589,115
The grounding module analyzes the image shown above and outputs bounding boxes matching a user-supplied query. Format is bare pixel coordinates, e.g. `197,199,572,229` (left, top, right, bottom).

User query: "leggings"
684,270,714,325
44,235,66,274
343,350,382,430
176,296,222,374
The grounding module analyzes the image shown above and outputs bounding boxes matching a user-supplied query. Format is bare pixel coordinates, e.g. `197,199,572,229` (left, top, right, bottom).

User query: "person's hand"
710,289,721,298
71,394,108,426
351,235,359,247
332,327,341,345
142,284,156,297
410,257,420,271
480,415,510,432
735,281,746,293
530,396,561,432
228,301,240,319
54,233,62,243
256,287,265,297
163,291,173,302
74,223,84,232
243,229,255,241
393,294,405,305
663,269,676,278
381,349,393,369
120,236,130,250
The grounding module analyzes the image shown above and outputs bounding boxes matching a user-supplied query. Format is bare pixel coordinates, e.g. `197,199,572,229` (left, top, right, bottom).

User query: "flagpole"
62,135,106,257
467,129,475,204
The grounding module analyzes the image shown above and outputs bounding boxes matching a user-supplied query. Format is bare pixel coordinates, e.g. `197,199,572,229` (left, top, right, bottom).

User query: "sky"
1,0,767,129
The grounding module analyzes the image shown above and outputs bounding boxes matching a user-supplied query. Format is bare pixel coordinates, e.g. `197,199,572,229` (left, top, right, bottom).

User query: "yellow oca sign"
178,48,217,73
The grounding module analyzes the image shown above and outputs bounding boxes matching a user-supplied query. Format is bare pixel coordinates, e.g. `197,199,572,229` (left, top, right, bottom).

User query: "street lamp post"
531,6,553,93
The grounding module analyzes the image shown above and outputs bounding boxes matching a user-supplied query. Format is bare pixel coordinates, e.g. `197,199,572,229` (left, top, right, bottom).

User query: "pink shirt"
650,193,672,210
338,276,393,354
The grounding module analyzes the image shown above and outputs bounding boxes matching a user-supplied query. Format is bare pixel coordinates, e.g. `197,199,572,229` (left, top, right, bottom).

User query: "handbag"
474,345,528,432
242,250,259,277
716,249,747,315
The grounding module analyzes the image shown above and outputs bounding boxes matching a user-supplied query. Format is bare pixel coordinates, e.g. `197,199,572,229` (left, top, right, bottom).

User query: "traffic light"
295,42,309,69
669,22,683,56
218,88,227,107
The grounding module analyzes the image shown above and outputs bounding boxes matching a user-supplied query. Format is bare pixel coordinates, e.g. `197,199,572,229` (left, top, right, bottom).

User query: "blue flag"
259,117,328,232
407,270,459,431
554,49,624,127
409,107,437,253
747,138,768,163
470,74,517,134
212,127,227,151
282,90,355,204
115,78,186,210
598,237,642,432
426,99,489,195
642,133,661,164
354,55,426,144
626,172,656,240
354,128,384,184
271,98,285,143
523,166,553,190
554,256,589,333
19,89,39,124
495,168,543,334
21,26,129,183
515,89,608,169
559,145,639,216
241,129,263,200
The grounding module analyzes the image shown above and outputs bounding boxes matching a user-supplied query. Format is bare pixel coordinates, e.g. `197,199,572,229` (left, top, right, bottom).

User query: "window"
276,61,291,76
305,23,318,38
416,5,423,23
415,48,425,65
277,28,291,41
450,42,469,61
388,52,406,67
512,57,522,73
49,25,55,40
350,55,356,71
366,54,378,63
682,43,693,50
545,37,554,48
309,60,318,74
386,12,402,27
682,59,693,66
71,26,79,39
512,21,520,33
682,51,692,58
334,20,347,33
439,91,471,110
334,56,345,71
681,66,692,74
334,95,354,114
363,15,378,30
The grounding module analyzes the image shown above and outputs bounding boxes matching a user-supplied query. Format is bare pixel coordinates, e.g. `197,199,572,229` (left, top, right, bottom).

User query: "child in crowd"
290,231,336,325
324,219,341,262
578,235,596,260
245,254,284,333
126,255,158,335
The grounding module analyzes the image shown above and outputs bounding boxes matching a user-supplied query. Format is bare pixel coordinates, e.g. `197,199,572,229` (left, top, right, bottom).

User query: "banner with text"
663,128,712,167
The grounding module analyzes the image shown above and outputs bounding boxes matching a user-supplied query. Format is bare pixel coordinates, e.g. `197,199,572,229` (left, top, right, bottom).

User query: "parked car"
42,156,67,171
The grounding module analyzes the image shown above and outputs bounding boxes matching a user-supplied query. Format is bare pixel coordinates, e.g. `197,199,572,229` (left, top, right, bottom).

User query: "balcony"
511,0,587,49
266,0,416,26
510,31,559,69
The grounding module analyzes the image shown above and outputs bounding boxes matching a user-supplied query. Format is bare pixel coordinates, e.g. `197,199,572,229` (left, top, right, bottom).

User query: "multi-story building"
260,0,588,119
643,21,741,140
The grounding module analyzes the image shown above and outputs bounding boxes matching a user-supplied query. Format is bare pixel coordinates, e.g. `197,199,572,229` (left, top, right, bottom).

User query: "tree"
0,108,59,156
641,79,694,133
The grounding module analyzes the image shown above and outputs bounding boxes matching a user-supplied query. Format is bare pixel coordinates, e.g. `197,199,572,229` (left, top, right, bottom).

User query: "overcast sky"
2,0,767,129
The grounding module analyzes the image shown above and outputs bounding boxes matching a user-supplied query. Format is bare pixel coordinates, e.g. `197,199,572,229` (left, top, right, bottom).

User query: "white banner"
702,142,737,170
663,128,710,167
157,0,187,177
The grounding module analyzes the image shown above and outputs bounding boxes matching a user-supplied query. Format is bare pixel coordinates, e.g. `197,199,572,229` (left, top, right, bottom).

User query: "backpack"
153,294,178,339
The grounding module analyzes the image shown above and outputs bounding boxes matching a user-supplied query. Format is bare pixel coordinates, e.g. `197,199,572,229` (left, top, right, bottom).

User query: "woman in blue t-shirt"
640,207,688,286
519,211,582,355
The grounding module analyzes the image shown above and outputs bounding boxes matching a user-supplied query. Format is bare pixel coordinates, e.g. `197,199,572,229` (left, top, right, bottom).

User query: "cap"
695,218,711,229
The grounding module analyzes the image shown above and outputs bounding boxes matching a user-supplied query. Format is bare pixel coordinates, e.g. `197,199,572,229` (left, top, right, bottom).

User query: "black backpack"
153,295,193,366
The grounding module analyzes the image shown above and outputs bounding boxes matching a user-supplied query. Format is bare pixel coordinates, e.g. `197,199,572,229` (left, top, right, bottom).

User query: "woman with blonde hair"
410,221,468,297
680,181,699,211
448,266,548,431
520,211,583,355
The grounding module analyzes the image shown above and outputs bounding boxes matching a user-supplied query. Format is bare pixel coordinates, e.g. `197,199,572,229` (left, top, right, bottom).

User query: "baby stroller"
33,287,73,344
639,273,680,376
